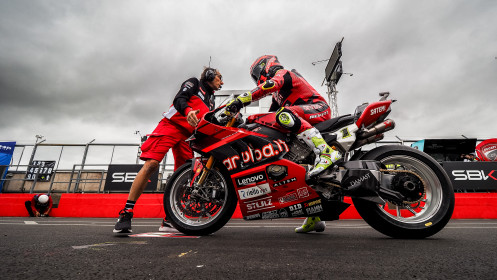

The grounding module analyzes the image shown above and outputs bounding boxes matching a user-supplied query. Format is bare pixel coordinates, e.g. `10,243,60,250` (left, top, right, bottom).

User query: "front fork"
190,156,215,187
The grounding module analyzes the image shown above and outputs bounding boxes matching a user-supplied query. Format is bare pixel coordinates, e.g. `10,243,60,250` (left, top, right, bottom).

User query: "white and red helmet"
249,55,283,85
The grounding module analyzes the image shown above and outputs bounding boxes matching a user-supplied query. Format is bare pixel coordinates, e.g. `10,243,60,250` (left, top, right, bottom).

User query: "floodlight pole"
326,80,339,118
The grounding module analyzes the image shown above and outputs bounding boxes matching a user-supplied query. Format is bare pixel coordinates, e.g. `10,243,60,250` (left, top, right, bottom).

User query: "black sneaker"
113,209,133,235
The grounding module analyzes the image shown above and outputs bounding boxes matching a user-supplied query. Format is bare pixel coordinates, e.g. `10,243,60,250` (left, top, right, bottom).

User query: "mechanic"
114,67,223,235
225,55,338,233
25,193,53,217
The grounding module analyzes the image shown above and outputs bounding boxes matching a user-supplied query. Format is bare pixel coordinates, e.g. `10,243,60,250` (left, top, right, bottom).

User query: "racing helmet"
38,194,49,204
249,55,283,85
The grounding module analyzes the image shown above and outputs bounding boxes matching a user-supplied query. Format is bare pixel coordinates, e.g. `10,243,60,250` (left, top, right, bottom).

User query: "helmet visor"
251,64,264,84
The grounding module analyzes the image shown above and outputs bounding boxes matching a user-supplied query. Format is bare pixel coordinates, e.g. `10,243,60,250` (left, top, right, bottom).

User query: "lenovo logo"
236,171,267,187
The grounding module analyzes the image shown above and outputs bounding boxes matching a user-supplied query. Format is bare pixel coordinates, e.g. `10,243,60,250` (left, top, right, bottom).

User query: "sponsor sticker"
223,140,289,171
278,192,298,204
244,213,261,220
297,187,310,198
273,177,297,187
261,210,280,219
370,105,386,115
238,183,271,200
235,171,267,187
305,204,324,215
246,198,274,212
304,199,323,215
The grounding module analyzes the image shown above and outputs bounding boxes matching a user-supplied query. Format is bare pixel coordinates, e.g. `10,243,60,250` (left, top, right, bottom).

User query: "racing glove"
225,92,252,116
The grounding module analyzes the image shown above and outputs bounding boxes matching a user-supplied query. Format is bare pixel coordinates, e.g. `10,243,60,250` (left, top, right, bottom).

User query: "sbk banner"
104,164,159,192
475,138,497,161
442,161,497,191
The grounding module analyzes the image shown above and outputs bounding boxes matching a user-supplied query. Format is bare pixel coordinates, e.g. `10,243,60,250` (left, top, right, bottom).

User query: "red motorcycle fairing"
231,159,323,220
246,112,292,133
194,121,266,154
193,111,292,174
355,100,392,128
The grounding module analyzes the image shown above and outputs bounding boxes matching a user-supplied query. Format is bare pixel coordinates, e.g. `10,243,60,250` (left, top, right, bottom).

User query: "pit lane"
1,218,496,279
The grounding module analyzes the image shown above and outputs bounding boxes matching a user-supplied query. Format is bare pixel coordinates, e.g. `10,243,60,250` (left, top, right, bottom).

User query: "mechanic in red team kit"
25,193,53,217
225,55,339,233
114,67,223,235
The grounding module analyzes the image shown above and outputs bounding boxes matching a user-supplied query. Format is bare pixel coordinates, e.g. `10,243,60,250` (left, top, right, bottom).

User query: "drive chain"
320,169,427,205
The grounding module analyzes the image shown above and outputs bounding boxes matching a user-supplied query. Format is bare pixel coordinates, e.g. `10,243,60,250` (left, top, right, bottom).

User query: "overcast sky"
1,0,496,145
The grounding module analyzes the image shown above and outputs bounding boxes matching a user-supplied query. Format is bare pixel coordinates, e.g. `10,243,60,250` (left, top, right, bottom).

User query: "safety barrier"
2,193,496,219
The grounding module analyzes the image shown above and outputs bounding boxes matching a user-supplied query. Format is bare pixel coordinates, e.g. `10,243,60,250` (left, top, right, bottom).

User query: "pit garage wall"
1,193,496,219
2,161,495,218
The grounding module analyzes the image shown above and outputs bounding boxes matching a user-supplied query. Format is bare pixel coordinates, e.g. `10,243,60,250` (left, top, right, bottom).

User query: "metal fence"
1,142,175,194
2,140,413,194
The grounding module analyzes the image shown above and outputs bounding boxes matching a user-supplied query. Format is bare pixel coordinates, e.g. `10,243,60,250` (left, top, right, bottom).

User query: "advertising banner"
442,161,497,191
475,138,497,161
0,142,16,192
104,164,159,192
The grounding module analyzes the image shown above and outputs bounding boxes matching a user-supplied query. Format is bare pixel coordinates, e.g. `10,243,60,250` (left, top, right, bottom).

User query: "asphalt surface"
1,218,496,279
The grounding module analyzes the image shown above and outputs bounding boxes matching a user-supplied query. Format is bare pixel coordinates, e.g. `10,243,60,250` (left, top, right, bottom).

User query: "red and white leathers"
249,68,331,133
248,68,341,178
248,58,339,233
140,78,215,170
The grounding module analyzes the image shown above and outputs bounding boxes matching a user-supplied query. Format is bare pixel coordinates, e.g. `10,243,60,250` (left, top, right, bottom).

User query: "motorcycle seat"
314,114,354,133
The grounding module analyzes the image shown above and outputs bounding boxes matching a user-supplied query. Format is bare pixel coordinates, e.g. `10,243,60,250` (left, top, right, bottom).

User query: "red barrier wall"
1,193,496,219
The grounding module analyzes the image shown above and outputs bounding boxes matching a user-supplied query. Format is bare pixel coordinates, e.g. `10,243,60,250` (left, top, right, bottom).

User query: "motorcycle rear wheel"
164,163,237,236
352,145,454,239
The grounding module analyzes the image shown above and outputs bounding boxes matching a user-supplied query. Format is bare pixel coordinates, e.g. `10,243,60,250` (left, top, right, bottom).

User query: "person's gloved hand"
225,92,252,116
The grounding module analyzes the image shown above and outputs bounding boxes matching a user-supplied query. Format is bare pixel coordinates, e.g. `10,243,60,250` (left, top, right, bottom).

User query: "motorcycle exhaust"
353,134,384,149
356,119,395,139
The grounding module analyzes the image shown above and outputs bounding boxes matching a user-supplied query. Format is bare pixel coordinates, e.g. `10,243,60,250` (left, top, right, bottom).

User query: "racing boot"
295,216,326,233
297,127,341,177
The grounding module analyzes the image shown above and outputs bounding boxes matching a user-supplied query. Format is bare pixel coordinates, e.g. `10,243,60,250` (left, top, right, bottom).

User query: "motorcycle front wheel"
353,145,455,239
164,162,237,236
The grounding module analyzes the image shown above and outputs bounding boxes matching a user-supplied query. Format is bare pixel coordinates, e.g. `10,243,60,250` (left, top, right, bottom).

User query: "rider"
225,55,341,233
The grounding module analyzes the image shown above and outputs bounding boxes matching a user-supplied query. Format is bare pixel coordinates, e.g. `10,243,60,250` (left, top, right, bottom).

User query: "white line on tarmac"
1,221,497,229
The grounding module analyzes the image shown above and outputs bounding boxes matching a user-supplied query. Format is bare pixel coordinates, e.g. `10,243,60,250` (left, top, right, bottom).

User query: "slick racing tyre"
352,145,455,239
164,163,237,236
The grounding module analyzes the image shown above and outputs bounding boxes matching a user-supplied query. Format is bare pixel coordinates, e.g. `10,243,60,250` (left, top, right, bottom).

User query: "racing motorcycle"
163,92,454,238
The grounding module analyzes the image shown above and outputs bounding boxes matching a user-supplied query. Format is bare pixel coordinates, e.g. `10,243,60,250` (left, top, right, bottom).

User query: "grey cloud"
0,0,496,144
